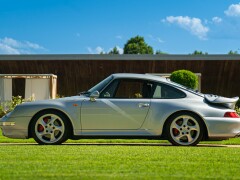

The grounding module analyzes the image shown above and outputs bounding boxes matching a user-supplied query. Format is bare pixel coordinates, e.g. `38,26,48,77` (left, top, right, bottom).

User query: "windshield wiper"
78,91,90,96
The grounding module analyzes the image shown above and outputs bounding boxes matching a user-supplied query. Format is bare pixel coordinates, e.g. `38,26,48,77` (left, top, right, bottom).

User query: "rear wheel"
30,110,70,145
166,112,204,146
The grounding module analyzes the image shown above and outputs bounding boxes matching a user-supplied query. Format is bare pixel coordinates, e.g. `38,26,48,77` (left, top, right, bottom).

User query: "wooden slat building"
0,54,239,97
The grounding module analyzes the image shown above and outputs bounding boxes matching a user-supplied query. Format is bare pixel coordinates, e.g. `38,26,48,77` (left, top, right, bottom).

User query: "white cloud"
2,37,19,47
0,43,20,54
225,3,240,17
212,17,222,24
87,46,105,54
25,41,44,49
116,35,122,39
96,46,104,54
88,46,123,54
164,16,209,40
148,34,164,43
0,37,45,54
87,47,93,54
116,46,123,54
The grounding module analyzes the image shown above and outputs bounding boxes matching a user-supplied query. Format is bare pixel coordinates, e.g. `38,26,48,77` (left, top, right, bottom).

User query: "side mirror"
90,91,99,102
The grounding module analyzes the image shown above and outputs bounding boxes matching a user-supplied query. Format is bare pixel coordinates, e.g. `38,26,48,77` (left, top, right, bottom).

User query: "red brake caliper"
38,117,48,132
173,128,179,136
173,120,181,136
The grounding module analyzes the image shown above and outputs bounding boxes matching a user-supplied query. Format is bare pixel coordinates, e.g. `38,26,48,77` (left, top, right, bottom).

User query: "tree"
191,50,208,55
155,50,167,54
170,70,198,89
228,50,238,54
109,47,120,54
123,36,153,54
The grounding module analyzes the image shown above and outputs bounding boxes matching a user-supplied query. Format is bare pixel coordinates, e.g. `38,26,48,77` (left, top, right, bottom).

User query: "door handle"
138,103,150,108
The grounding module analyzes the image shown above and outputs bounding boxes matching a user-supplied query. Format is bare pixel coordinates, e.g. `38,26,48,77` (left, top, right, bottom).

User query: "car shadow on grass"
62,143,228,148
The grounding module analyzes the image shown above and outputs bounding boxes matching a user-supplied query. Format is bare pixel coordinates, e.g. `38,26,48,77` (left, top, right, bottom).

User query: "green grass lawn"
0,145,240,179
1,129,240,145
1,130,240,179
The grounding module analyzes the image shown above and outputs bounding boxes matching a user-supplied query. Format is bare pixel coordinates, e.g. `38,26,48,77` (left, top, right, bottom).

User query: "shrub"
56,94,64,99
0,96,33,118
236,99,240,115
236,99,240,108
170,70,198,89
236,108,240,115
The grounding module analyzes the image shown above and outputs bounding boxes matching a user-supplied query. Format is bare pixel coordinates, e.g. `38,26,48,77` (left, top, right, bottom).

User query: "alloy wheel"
169,115,201,146
34,114,65,144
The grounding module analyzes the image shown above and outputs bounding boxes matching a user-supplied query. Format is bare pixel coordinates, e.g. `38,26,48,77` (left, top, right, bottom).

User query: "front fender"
10,99,83,133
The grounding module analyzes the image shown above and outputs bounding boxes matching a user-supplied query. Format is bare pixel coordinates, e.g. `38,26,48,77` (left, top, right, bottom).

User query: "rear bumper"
204,117,240,139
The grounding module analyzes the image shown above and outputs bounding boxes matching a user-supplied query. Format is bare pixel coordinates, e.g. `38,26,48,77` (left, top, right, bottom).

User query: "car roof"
111,73,168,83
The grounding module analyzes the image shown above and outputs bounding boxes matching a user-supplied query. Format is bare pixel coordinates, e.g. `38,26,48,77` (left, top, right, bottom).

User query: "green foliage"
236,99,240,115
123,35,153,54
155,50,167,54
0,96,32,118
170,70,198,89
191,50,208,55
236,107,240,115
56,94,65,99
109,46,120,54
236,99,240,108
228,50,238,55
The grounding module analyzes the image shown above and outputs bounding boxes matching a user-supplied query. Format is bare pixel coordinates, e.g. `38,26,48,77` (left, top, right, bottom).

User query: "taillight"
224,112,240,118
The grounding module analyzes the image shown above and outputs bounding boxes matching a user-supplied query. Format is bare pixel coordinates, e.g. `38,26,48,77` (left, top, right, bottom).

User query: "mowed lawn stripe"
0,145,240,179
1,130,240,145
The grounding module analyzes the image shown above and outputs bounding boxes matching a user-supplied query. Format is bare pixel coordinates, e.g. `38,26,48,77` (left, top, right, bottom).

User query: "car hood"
19,95,87,106
205,94,239,109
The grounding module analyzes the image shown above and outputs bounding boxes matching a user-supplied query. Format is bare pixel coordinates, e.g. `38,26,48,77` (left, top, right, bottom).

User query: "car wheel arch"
28,108,74,139
162,110,209,141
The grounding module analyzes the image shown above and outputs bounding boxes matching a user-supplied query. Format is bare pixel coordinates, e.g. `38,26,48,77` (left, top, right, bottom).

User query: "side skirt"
70,135,165,140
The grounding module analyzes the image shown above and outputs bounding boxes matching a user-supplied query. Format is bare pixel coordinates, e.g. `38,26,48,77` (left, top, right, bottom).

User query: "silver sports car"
1,73,240,146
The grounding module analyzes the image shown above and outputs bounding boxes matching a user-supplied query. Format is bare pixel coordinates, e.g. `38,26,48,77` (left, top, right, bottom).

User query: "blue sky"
1,0,240,54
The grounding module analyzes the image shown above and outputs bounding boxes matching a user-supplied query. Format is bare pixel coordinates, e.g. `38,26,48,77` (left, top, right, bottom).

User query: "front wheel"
165,112,204,146
30,110,70,145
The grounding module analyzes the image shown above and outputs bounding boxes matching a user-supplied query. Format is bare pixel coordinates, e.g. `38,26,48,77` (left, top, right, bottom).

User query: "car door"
81,79,152,130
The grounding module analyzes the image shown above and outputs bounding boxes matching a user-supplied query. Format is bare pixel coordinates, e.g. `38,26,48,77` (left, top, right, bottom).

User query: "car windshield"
166,79,204,97
87,75,113,95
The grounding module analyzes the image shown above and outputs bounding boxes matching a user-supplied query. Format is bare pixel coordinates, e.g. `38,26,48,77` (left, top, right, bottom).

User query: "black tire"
30,110,70,145
165,112,204,146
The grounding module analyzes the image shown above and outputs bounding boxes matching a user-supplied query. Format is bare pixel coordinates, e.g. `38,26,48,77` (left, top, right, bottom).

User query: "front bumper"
0,121,15,126
204,117,240,139
0,115,29,139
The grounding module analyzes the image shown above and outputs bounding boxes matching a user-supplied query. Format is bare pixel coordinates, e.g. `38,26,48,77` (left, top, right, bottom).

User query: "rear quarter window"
153,83,186,99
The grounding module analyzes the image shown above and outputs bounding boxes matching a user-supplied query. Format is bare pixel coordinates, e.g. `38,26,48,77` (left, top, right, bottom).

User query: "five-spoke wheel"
31,110,70,145
166,113,204,146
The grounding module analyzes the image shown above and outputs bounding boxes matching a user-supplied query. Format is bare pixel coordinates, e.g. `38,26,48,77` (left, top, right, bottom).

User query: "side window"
100,80,119,98
115,80,141,98
153,83,186,99
101,79,153,99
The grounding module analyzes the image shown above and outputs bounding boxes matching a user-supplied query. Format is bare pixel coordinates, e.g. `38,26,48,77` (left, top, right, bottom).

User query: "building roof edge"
0,54,239,61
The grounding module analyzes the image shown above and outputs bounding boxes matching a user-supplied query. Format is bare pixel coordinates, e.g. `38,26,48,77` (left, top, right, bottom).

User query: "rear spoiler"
205,94,239,109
